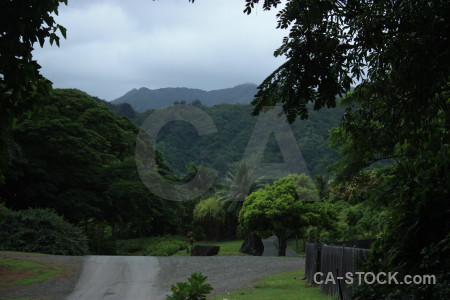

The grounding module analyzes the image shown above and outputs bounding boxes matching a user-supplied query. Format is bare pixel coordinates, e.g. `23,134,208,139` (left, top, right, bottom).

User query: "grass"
287,238,306,257
174,240,250,256
0,257,63,287
115,235,187,256
115,237,251,256
208,269,334,300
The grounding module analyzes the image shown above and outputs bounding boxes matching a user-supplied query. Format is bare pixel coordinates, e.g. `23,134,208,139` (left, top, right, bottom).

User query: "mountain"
111,83,258,112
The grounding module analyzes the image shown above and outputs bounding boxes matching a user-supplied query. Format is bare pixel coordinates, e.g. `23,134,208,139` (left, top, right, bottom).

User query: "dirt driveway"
0,246,303,299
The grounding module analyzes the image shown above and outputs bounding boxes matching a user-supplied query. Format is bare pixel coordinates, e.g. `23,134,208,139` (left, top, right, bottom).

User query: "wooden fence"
305,241,371,299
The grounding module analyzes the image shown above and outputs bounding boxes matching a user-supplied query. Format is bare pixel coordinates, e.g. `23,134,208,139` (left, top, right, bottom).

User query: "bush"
144,240,187,256
115,237,153,255
0,205,88,255
86,222,116,255
193,198,225,240
115,235,188,256
166,272,213,300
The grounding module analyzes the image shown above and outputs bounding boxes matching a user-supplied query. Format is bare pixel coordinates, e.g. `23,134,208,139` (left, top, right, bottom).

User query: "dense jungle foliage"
130,101,344,176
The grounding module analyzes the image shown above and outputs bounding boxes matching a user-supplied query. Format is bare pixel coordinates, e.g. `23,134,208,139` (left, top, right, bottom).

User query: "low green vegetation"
197,240,247,256
144,239,187,256
0,205,88,255
174,240,248,256
0,257,63,287
209,269,332,300
167,272,213,300
193,198,226,240
115,236,187,256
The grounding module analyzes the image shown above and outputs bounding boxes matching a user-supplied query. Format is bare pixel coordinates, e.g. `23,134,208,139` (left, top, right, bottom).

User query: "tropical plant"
219,162,264,215
166,272,213,300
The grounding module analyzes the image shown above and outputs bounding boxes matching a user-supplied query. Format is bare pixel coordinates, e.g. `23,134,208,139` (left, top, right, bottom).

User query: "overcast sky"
32,0,287,101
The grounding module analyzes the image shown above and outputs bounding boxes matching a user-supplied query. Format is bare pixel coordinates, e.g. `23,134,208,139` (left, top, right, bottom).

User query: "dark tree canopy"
243,1,450,298
0,0,67,105
1,89,184,238
246,0,450,122
0,0,68,179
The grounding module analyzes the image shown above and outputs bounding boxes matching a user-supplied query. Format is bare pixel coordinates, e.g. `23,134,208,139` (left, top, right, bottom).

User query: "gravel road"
156,256,304,299
0,252,82,300
65,256,303,300
66,256,160,300
0,238,304,300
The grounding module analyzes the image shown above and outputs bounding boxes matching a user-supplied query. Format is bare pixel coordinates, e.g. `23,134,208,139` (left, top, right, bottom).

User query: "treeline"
0,89,194,253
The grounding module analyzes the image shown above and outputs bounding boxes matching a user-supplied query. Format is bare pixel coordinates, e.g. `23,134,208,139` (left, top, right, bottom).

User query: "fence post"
336,268,344,300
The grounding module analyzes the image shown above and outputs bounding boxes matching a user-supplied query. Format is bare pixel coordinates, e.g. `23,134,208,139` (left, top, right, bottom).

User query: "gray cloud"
33,0,287,100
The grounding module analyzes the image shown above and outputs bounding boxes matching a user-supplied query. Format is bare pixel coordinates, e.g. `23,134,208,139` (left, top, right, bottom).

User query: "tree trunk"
277,231,287,256
84,217,88,234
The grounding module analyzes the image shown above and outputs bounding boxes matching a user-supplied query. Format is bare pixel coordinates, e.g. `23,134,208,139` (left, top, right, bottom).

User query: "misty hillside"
130,103,345,176
112,83,258,111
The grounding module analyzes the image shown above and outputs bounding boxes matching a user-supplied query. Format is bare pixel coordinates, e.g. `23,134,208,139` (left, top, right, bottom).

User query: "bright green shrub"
0,205,88,255
166,272,213,300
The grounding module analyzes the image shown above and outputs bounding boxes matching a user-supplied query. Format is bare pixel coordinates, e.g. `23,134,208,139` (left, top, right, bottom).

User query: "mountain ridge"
112,83,258,112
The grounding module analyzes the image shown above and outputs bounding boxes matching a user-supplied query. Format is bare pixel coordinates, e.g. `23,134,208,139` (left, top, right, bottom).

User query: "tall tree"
239,174,329,256
0,0,68,179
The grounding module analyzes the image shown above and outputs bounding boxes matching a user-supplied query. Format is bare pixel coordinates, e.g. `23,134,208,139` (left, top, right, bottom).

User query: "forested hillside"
1,89,186,247
131,103,344,176
112,83,258,111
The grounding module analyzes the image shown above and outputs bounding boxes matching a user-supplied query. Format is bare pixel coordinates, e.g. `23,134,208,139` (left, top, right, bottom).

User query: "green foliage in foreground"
209,269,332,300
0,257,63,287
166,272,213,300
0,0,67,180
0,205,88,255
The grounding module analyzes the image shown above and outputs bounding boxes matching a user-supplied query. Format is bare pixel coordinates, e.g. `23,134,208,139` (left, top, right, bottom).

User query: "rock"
190,245,220,256
239,233,264,256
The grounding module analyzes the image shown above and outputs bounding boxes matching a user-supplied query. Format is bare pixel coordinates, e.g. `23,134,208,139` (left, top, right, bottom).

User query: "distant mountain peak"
112,84,258,112
235,83,257,87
